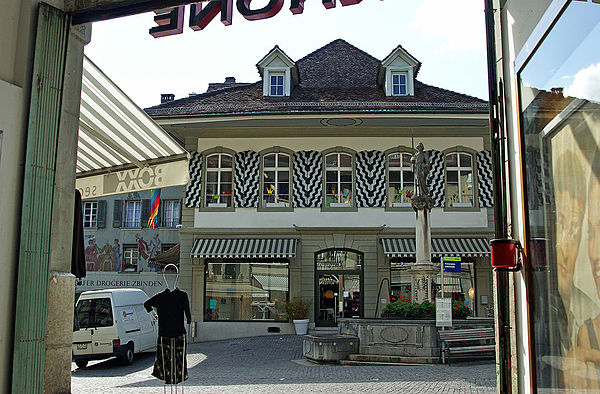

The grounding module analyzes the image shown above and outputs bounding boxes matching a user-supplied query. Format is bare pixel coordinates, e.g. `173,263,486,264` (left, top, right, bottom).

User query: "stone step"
345,354,439,364
308,327,338,336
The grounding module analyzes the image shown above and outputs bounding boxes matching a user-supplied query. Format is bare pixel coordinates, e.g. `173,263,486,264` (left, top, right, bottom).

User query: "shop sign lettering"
150,0,365,38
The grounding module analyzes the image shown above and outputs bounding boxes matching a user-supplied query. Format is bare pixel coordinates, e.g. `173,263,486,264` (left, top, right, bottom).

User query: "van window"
76,298,113,328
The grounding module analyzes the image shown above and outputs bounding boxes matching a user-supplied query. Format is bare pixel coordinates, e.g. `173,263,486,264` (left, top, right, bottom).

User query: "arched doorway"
314,249,363,327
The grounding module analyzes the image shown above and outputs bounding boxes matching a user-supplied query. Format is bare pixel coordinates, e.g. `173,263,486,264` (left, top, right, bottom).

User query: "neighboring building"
146,39,493,341
490,0,600,391
76,186,184,297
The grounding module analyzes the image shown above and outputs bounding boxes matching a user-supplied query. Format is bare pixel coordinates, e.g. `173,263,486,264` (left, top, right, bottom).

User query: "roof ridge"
297,38,381,63
145,81,261,110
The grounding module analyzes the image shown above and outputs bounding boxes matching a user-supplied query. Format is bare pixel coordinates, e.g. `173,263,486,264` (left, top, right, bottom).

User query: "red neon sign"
150,0,365,38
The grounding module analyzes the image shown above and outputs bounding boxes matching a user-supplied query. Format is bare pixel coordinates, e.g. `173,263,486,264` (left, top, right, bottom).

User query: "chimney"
551,87,564,96
224,76,236,83
161,93,175,103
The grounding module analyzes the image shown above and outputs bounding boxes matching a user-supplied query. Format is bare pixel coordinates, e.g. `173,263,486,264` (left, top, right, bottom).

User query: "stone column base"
44,272,75,394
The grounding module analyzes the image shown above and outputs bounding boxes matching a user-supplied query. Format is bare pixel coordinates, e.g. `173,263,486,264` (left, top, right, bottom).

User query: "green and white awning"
381,237,490,258
191,238,298,259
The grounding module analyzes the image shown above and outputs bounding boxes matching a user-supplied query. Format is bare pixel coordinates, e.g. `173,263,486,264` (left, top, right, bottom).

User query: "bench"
438,327,495,365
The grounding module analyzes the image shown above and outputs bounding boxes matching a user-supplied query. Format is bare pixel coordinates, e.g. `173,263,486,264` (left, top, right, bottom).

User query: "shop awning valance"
381,237,490,258
191,238,298,259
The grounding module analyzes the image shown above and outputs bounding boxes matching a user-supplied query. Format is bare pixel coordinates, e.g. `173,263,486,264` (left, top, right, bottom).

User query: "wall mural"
185,151,203,207
84,233,164,272
355,150,386,207
234,150,260,208
293,150,323,207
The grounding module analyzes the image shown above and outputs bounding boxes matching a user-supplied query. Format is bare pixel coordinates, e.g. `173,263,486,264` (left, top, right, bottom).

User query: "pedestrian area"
71,335,496,393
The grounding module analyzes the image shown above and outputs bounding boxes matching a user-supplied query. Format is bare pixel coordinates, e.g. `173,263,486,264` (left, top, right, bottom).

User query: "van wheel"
121,345,134,365
75,360,88,369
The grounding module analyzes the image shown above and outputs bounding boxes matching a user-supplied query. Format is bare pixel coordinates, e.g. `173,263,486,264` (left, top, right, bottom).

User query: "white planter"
208,202,228,208
392,202,411,208
451,202,473,208
329,202,350,208
266,202,286,208
293,319,309,335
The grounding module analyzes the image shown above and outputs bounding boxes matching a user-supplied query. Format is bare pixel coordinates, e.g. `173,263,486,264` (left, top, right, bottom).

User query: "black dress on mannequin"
145,288,191,384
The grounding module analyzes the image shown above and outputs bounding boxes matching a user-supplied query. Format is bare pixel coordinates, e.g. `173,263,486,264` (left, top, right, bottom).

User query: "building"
145,39,494,341
489,0,600,391
76,186,183,297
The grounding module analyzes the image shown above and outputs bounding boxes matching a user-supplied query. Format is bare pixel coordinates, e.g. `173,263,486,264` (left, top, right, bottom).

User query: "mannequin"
145,264,191,390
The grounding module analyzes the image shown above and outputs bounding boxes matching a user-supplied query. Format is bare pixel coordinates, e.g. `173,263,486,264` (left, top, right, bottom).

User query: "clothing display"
144,288,191,338
152,335,188,384
145,286,191,386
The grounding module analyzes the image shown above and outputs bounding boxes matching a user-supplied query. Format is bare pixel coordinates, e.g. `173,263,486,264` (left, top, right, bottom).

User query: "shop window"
262,152,290,207
162,199,181,227
269,73,284,96
518,2,600,389
387,152,414,207
83,201,97,228
123,200,141,227
445,152,474,207
205,153,233,208
204,259,289,321
325,152,353,207
391,72,408,96
123,245,138,272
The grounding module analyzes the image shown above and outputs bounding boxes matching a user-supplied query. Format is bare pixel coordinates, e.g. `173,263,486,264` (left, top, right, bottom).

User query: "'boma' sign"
150,0,366,38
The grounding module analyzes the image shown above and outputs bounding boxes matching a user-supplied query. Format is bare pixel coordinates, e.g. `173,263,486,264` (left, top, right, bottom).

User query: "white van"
72,288,158,368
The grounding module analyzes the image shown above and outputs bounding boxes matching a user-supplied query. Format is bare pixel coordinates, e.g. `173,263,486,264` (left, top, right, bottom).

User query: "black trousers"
152,335,188,384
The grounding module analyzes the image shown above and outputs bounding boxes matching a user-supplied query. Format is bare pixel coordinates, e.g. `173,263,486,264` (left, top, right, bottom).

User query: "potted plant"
285,298,310,335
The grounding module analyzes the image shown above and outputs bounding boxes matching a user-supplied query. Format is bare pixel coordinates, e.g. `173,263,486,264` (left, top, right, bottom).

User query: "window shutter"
97,200,106,228
113,200,123,227
158,199,164,227
141,199,151,227
178,199,182,225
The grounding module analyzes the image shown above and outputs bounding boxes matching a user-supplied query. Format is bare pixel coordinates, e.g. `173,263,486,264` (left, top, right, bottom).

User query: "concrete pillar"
44,22,91,394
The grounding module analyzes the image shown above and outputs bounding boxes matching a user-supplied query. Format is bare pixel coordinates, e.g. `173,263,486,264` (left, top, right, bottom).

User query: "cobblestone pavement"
71,335,496,393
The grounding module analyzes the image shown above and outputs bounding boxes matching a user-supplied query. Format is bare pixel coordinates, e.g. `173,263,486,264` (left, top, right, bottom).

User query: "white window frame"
162,199,180,227
445,152,474,207
205,153,233,208
262,153,291,208
269,73,284,96
387,152,414,207
83,201,98,228
123,200,141,228
391,72,408,96
123,245,138,272
325,152,353,207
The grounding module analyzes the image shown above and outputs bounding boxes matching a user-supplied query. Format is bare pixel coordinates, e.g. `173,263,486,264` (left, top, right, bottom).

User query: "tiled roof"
145,39,488,118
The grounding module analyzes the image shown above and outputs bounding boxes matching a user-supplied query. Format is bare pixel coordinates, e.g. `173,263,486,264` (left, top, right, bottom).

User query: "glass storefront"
315,249,363,326
518,1,600,389
204,259,289,321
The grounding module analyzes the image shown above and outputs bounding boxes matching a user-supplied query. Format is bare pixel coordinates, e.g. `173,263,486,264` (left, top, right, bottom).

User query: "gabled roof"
145,39,487,117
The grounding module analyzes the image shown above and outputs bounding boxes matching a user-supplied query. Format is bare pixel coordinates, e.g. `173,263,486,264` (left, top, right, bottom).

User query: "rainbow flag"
147,189,161,228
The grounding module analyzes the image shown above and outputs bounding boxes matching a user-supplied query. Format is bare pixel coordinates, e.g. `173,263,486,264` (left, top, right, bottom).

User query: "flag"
147,189,161,228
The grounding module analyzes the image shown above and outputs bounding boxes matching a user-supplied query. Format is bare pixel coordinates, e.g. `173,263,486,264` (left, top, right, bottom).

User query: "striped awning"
191,238,298,259
381,237,490,257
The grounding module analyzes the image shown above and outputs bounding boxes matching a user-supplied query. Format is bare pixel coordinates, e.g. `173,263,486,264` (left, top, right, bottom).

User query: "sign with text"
150,0,367,38
436,297,452,327
75,272,167,297
76,159,189,199
442,256,461,273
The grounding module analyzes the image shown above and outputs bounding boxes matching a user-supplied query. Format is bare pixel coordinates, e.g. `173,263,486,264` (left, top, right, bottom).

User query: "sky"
84,0,489,109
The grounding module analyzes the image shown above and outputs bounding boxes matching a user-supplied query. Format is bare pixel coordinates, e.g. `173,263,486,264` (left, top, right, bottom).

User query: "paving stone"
71,335,496,393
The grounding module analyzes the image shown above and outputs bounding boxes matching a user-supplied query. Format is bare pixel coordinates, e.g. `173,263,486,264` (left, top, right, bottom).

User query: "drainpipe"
484,0,512,392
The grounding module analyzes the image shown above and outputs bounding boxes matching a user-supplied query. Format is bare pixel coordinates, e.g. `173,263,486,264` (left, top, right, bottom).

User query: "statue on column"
411,142,430,197
410,142,435,212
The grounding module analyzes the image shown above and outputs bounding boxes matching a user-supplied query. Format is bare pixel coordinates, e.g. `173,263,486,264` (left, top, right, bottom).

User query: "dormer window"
391,72,408,96
378,45,421,97
256,45,299,98
270,73,284,96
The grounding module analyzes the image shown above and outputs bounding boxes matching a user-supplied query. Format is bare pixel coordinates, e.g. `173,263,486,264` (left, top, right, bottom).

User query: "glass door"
315,249,363,327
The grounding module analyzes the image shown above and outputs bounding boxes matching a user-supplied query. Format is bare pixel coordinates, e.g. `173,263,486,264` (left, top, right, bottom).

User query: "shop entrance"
314,249,363,327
